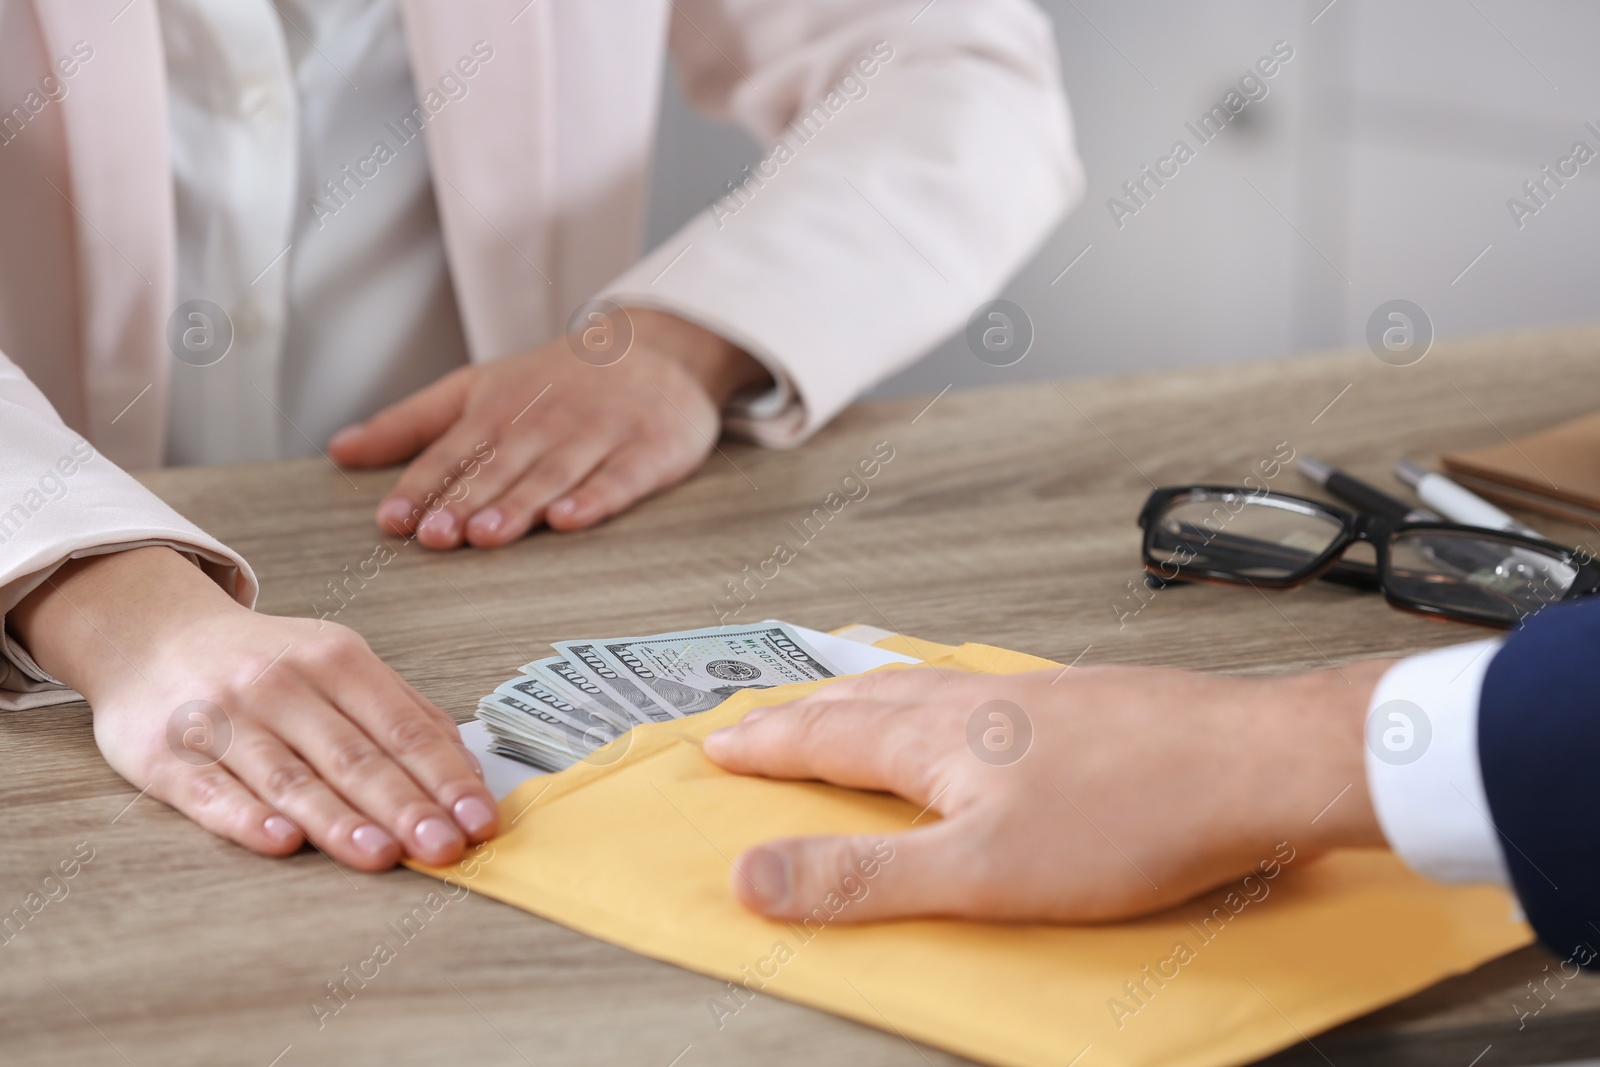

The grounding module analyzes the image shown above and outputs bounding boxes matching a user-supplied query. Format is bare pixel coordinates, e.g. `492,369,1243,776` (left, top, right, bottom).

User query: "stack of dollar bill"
475,622,843,771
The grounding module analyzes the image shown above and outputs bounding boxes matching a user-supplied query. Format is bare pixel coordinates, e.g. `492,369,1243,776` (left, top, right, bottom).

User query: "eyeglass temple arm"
1146,524,1379,591
1146,558,1378,591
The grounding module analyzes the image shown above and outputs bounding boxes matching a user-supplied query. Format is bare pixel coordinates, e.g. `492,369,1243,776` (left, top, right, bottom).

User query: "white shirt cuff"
1364,638,1511,885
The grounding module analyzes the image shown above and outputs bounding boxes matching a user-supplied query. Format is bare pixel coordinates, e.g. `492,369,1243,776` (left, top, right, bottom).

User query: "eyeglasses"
1137,486,1600,629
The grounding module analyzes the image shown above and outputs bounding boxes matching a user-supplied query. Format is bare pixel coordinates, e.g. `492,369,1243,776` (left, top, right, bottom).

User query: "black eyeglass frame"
1136,486,1600,628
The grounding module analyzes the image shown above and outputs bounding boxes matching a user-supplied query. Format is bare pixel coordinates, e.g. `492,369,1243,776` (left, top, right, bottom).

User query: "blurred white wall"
643,0,1600,397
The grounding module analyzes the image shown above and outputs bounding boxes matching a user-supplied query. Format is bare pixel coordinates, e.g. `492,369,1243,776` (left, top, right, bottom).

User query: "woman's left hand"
328,308,770,548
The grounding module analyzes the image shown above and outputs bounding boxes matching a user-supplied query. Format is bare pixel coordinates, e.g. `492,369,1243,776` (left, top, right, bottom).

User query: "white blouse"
158,0,469,465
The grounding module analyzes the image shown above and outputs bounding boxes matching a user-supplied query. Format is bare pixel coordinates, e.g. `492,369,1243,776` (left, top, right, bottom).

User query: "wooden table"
5,325,1600,1066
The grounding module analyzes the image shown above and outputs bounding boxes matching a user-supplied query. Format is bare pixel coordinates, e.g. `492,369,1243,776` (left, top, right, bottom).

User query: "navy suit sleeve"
1479,597,1600,966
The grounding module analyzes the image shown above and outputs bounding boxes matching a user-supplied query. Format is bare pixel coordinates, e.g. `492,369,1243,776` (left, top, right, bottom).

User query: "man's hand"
702,662,1392,924
327,308,771,549
11,547,498,870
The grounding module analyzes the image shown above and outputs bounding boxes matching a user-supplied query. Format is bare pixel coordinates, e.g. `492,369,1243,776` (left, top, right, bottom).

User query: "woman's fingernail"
417,509,459,541
378,498,416,532
468,508,504,537
740,848,792,910
453,796,496,836
352,823,397,856
264,815,298,841
414,816,462,855
549,497,579,518
328,425,362,450
741,707,773,726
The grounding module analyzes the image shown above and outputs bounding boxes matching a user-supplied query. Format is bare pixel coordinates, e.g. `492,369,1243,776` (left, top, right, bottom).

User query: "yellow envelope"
412,638,1530,1067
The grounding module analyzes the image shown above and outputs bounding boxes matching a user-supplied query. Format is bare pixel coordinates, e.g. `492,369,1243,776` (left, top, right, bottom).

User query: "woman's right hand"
11,546,497,870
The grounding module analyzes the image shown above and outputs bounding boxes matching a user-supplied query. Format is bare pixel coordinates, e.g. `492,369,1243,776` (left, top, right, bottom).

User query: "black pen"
1297,456,1439,521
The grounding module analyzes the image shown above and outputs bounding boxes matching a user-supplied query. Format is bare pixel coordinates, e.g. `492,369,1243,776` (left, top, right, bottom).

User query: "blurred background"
644,0,1600,397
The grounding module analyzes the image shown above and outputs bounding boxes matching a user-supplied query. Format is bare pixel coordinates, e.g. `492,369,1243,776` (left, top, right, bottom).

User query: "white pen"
1394,460,1544,538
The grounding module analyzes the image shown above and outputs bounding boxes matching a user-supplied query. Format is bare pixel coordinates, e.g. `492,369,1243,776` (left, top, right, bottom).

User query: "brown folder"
1442,410,1600,525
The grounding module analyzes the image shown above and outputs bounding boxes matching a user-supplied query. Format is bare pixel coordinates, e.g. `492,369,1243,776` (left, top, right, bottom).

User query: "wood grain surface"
4,325,1599,1066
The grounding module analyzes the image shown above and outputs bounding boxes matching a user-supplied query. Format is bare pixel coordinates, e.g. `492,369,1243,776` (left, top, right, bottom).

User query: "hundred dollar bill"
519,656,634,731
579,623,838,716
475,702,590,753
551,640,678,724
486,736,580,773
475,701,591,771
485,674,622,743
476,698,607,756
